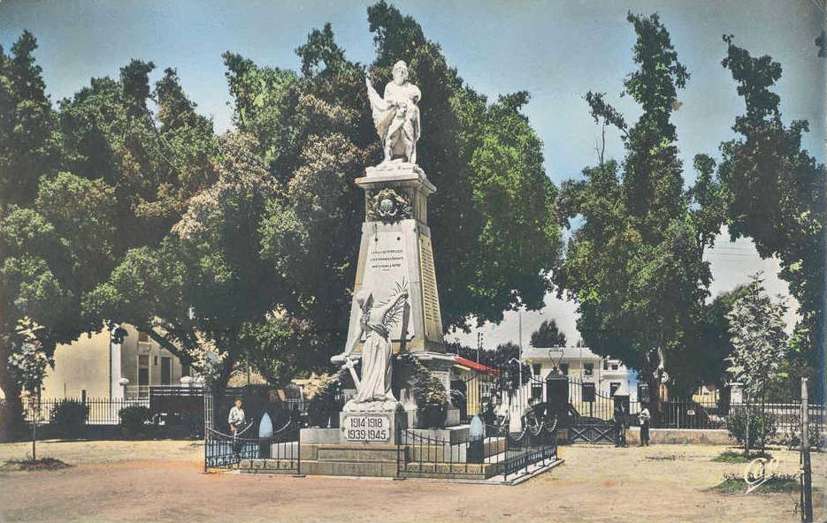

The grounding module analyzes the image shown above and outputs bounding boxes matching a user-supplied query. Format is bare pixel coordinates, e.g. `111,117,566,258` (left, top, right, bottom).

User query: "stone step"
238,458,298,473
401,461,492,480
307,444,399,463
298,459,398,477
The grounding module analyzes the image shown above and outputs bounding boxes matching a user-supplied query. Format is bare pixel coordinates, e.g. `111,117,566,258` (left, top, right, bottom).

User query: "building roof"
453,356,499,376
521,346,602,361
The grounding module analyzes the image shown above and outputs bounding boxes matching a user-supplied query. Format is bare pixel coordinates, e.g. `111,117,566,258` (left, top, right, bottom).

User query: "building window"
153,356,158,366
602,360,608,371
138,331,150,343
584,363,594,377
560,363,569,375
611,363,619,371
138,355,149,387
532,364,541,376
161,357,172,385
610,382,621,396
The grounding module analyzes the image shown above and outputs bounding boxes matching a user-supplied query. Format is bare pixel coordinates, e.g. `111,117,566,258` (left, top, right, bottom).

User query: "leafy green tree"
556,13,719,400
696,285,750,389
530,319,567,347
0,33,122,439
726,274,788,455
713,36,825,398
84,133,290,398
59,62,217,250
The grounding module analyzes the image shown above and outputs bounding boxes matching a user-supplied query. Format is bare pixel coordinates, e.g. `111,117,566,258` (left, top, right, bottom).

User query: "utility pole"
800,378,813,522
476,332,483,363
518,309,523,361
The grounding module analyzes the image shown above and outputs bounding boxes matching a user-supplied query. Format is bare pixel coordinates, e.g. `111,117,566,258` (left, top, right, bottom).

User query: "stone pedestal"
345,162,444,354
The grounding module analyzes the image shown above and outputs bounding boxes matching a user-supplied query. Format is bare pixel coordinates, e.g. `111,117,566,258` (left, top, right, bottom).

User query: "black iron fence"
649,399,826,432
27,397,150,425
558,376,826,436
204,419,300,472
396,421,557,482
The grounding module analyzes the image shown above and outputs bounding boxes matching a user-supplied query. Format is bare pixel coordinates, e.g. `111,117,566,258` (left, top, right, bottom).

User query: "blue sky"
1,0,824,347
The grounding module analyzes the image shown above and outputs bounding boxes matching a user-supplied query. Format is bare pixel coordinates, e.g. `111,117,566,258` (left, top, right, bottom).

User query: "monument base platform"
233,425,562,482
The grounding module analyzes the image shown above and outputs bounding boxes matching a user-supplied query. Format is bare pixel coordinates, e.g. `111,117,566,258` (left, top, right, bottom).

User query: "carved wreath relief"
367,188,413,223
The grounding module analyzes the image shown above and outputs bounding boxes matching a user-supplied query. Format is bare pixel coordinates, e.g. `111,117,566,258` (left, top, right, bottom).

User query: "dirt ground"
0,439,824,522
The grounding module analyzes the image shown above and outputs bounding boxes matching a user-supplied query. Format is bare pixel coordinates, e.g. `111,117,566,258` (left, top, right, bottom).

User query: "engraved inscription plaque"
360,230,414,341
418,235,442,340
342,415,391,442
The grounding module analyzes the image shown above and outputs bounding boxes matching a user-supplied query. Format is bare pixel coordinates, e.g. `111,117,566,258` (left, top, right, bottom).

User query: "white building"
40,324,190,401
522,346,637,402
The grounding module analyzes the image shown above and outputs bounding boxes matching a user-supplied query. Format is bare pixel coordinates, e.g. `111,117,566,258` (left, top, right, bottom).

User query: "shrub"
774,420,822,451
307,373,343,428
50,400,88,438
400,353,449,428
726,407,777,452
118,405,152,438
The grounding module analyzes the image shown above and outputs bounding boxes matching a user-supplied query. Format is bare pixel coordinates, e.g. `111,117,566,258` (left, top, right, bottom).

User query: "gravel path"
0,440,823,522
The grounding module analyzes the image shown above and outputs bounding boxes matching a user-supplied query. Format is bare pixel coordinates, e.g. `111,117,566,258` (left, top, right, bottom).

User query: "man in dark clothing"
613,402,627,447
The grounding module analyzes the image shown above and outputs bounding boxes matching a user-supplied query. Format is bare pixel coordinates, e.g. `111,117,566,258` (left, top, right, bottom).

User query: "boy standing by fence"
638,404,651,446
228,398,246,458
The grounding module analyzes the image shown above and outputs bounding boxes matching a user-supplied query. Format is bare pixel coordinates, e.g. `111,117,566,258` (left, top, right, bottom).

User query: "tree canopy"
712,36,825,397
556,13,718,398
530,319,567,347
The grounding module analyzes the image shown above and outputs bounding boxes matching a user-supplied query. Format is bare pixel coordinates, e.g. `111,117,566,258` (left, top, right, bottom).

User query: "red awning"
453,356,498,376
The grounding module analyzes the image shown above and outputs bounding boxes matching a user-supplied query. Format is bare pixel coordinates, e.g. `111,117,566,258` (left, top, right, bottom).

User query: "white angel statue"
365,60,421,164
331,286,409,408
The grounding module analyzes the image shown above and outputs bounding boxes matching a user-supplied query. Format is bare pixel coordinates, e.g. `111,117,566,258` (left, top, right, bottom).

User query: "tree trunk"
211,353,236,431
0,341,24,441
744,392,751,458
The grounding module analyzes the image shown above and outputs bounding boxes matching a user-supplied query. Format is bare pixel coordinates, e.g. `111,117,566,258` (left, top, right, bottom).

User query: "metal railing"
27,397,150,425
396,420,558,482
204,417,301,472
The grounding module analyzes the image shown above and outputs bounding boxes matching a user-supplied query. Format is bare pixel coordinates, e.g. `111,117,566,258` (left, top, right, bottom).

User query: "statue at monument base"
331,289,408,414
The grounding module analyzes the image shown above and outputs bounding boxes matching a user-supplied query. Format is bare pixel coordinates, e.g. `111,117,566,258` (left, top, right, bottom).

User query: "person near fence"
613,402,627,447
638,404,651,446
228,398,246,457
228,398,246,433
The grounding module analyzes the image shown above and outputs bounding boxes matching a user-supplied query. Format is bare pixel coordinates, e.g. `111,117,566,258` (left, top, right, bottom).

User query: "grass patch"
711,473,800,495
0,457,71,471
712,450,772,463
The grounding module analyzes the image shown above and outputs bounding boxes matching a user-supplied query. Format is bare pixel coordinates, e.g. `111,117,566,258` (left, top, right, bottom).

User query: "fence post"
800,378,813,522
202,391,209,474
292,423,304,478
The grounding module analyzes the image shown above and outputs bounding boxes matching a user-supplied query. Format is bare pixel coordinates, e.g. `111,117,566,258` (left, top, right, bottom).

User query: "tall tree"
0,32,91,439
530,319,567,347
714,36,825,398
59,62,217,250
1,45,217,439
556,13,719,399
84,133,290,397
